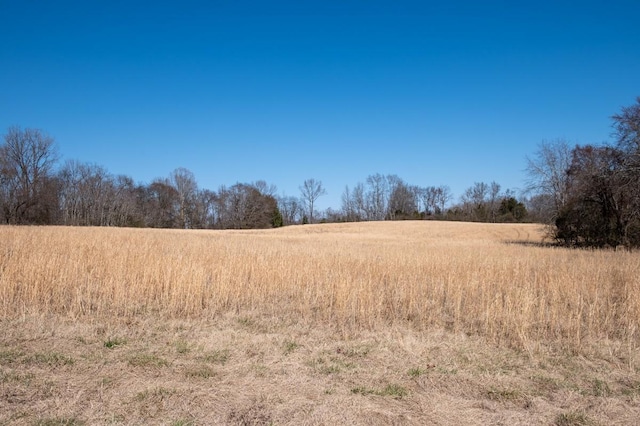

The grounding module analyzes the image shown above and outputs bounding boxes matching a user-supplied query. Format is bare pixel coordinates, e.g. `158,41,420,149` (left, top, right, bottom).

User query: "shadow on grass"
504,240,559,248
505,239,636,252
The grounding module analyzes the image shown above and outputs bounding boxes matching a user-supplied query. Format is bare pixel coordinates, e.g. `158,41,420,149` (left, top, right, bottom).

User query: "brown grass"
1,221,638,353
1,221,639,424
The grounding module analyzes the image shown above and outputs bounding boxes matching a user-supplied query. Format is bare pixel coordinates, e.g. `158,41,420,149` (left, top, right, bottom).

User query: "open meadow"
1,221,639,425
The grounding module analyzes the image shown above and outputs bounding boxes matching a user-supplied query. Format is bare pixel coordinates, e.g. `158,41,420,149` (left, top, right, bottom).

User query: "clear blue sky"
1,1,639,210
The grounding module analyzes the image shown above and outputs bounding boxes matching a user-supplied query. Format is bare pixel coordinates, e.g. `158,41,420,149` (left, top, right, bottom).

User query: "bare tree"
612,97,640,246
214,183,280,229
170,167,198,229
435,185,452,215
420,185,451,217
365,173,388,221
341,185,361,222
341,185,354,221
192,189,217,228
612,97,640,240
419,186,438,217
144,179,180,228
488,181,501,222
352,182,367,220
108,175,137,226
299,178,326,224
525,139,572,222
278,195,302,225
461,182,489,221
58,159,86,225
0,127,59,224
612,96,640,155
253,180,277,197
387,177,417,220
58,160,112,226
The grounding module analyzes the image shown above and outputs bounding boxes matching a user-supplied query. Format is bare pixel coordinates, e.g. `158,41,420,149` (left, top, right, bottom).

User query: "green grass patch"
27,352,74,367
529,374,563,395
34,417,85,426
351,383,408,399
620,379,640,396
170,420,195,426
554,411,593,426
408,366,435,378
308,356,356,375
0,370,35,384
486,387,522,402
134,386,176,402
103,337,126,349
590,378,611,397
184,365,215,379
436,366,458,375
174,339,190,354
200,349,230,365
0,348,24,364
283,340,300,355
336,344,371,358
128,353,170,368
380,383,408,398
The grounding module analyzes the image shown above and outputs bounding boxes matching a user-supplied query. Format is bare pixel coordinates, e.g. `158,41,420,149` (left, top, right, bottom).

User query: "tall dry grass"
1,221,638,355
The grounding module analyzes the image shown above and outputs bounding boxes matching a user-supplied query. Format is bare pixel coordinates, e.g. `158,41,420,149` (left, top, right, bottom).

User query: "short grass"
1,315,639,424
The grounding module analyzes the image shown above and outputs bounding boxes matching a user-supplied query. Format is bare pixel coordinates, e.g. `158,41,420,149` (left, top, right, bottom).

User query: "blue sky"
1,1,639,210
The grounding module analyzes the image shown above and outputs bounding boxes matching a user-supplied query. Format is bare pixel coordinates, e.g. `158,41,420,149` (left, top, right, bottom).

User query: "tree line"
337,174,526,223
0,128,528,229
2,97,637,245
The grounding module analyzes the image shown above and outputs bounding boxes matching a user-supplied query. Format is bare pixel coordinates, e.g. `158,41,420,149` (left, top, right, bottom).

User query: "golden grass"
1,221,639,356
2,222,640,424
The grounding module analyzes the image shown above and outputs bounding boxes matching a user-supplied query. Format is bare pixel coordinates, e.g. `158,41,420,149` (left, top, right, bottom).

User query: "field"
1,221,639,425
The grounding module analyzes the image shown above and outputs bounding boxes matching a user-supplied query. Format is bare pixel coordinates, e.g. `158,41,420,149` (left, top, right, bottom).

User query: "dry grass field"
1,221,639,425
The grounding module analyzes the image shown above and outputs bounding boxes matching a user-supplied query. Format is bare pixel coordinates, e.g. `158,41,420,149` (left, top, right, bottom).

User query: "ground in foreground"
2,314,639,425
